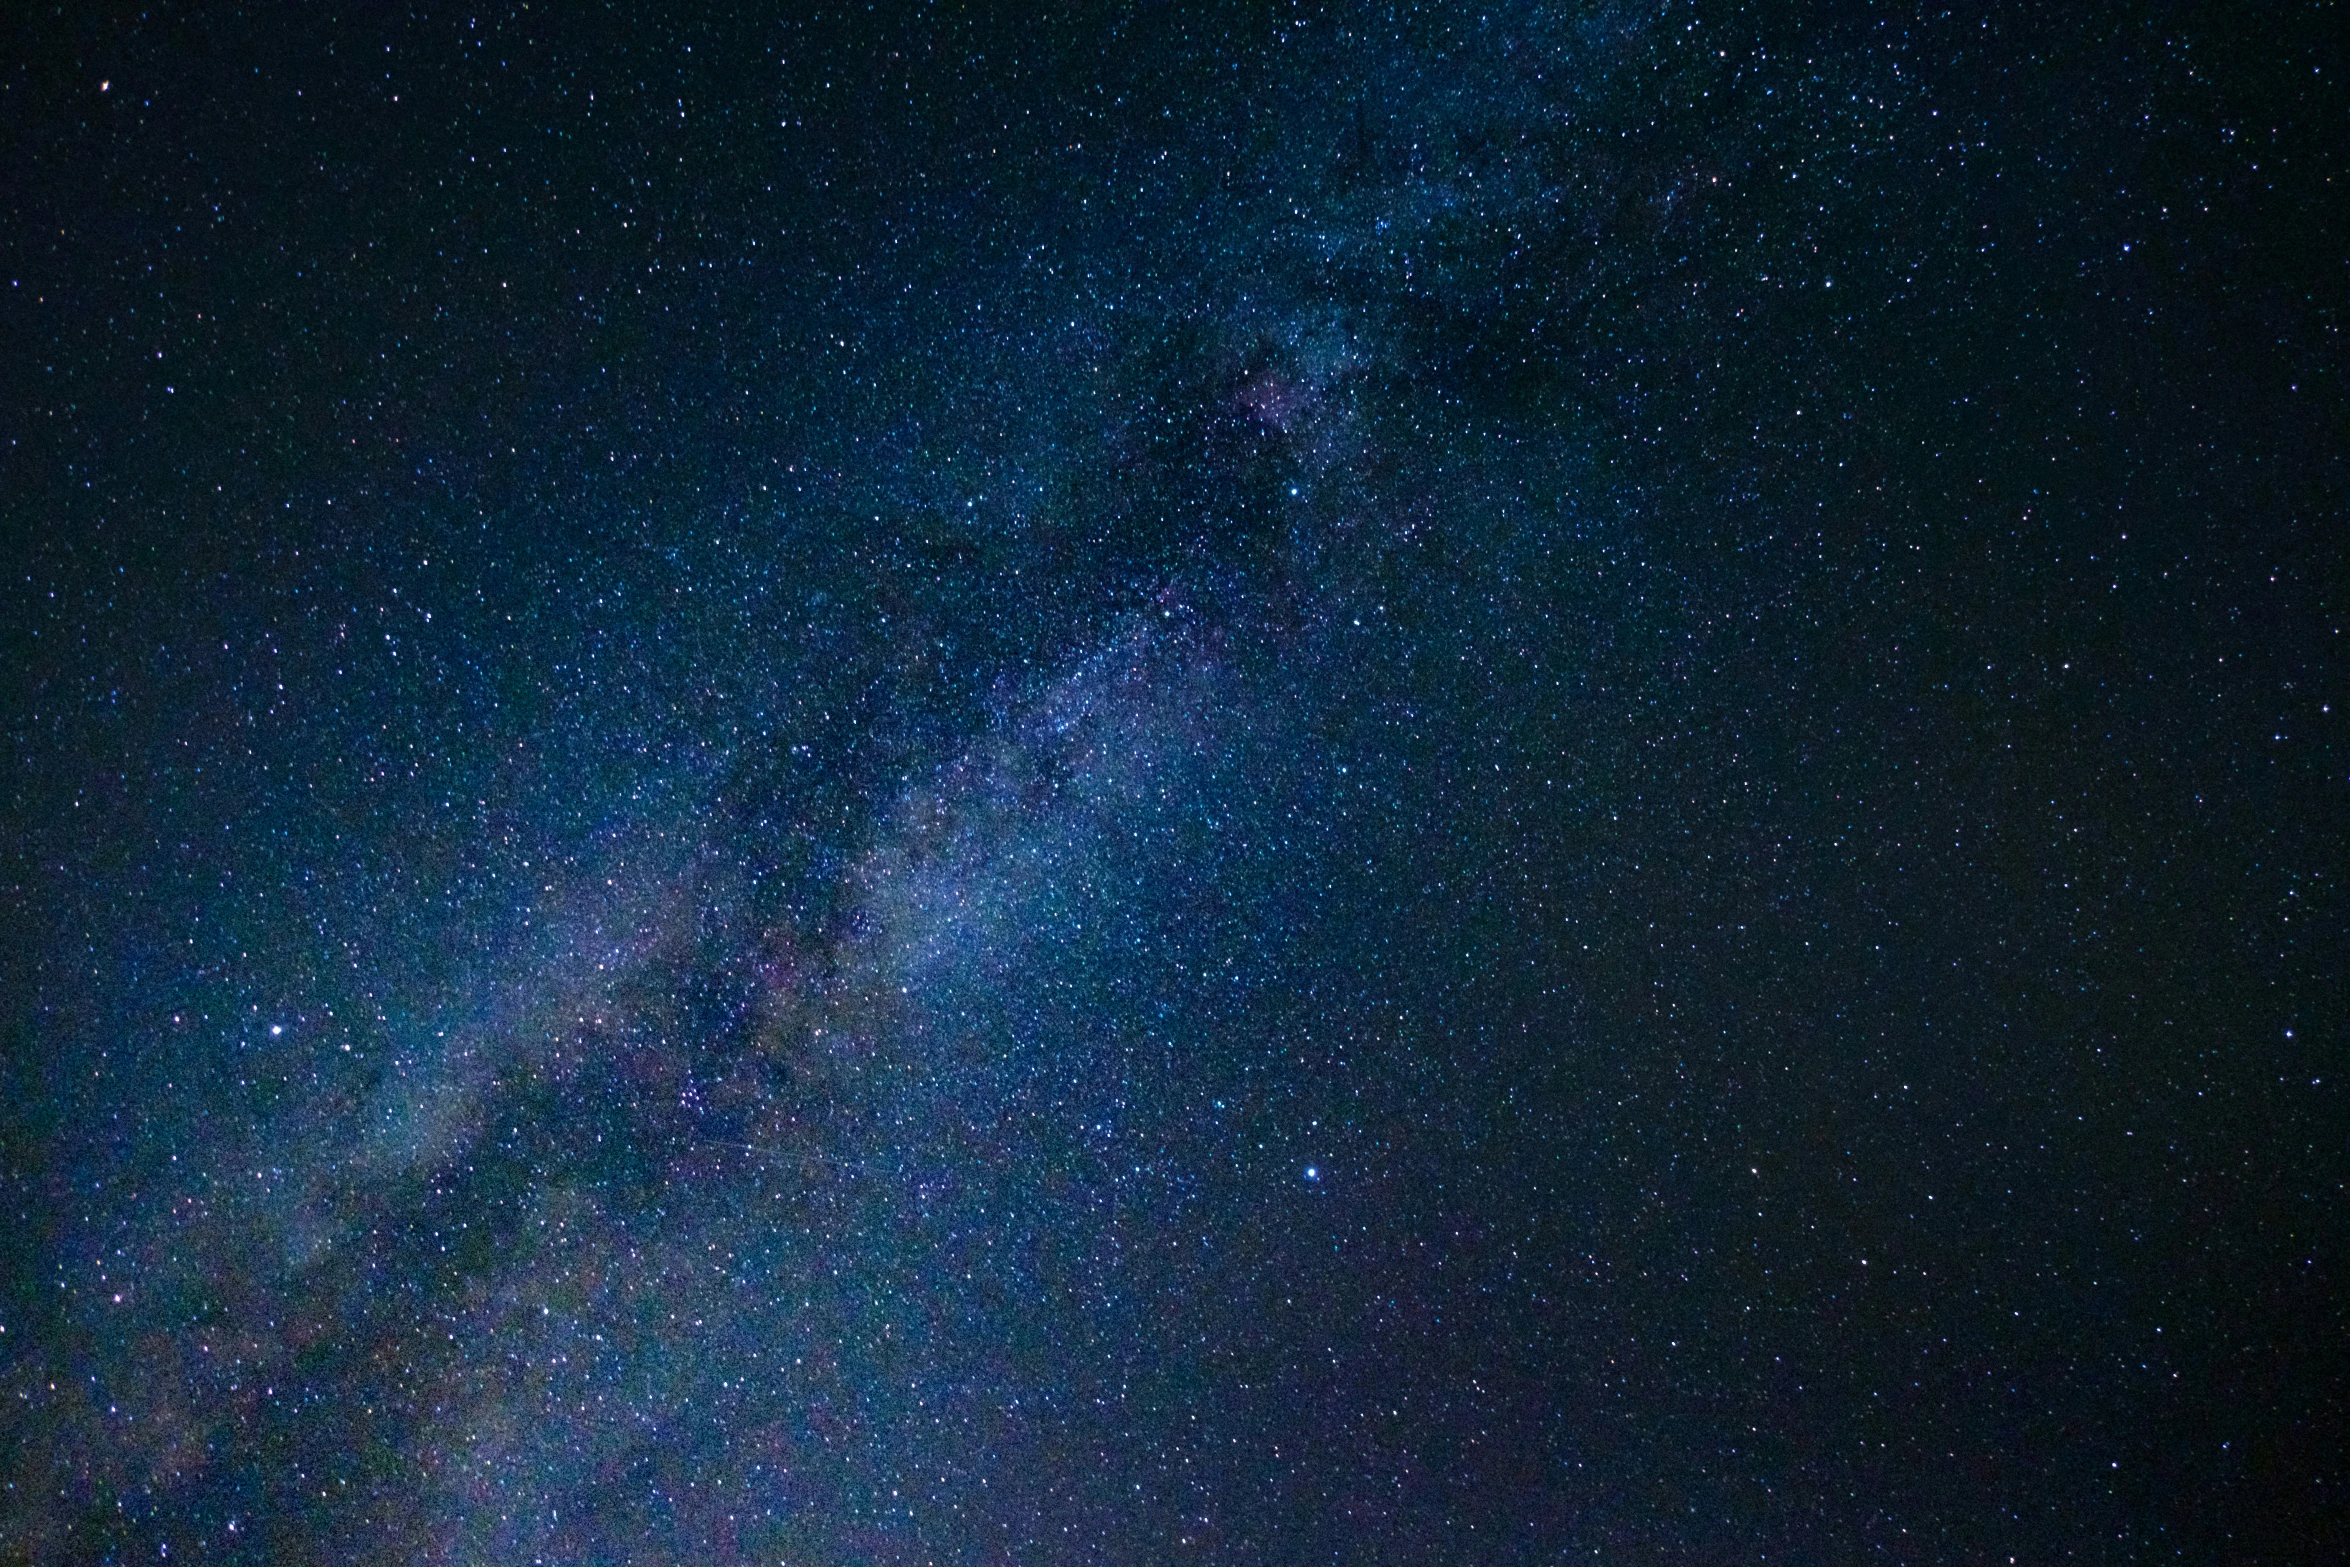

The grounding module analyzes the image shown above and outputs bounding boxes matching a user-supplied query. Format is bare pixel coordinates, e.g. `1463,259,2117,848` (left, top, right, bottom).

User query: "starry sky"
3,4,2344,1562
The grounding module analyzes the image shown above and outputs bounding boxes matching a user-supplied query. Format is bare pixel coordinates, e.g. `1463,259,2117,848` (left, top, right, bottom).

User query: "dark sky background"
3,3,2343,1562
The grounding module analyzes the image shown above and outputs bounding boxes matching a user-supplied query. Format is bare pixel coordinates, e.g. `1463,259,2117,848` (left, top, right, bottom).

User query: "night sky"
4,4,2344,1562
